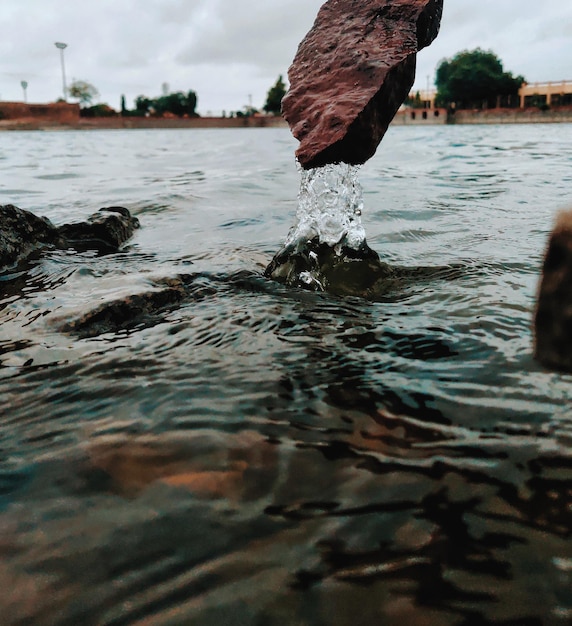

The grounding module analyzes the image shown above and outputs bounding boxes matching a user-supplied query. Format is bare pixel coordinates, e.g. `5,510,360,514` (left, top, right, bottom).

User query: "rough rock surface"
534,210,572,372
59,276,191,338
0,204,62,270
283,0,444,168
264,236,463,299
57,206,140,252
57,274,222,338
0,204,139,272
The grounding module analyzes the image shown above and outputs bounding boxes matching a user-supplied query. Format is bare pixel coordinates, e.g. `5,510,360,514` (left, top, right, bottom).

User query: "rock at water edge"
0,204,61,271
534,209,572,372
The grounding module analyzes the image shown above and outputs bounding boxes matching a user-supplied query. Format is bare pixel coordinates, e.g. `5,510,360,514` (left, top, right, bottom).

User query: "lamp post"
54,42,68,101
20,80,28,103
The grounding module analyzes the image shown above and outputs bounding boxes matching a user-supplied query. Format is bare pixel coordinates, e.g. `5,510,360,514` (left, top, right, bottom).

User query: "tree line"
71,50,531,120
70,74,287,118
76,87,199,119
131,91,198,117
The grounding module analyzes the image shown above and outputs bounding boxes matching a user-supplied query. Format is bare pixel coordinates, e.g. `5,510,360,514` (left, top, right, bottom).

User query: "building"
411,81,572,110
519,81,572,108
394,106,447,125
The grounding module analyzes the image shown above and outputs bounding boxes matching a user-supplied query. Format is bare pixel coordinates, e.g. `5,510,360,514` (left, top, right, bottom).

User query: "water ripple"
0,126,571,624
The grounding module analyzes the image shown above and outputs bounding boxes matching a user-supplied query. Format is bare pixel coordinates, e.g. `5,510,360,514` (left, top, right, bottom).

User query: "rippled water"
1,125,571,625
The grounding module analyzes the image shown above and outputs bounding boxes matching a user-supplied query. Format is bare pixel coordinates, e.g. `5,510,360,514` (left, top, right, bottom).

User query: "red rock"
282,0,443,169
534,209,572,372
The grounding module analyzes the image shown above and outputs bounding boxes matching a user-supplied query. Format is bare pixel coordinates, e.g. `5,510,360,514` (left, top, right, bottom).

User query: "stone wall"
0,110,287,131
0,102,80,124
450,107,572,125
393,108,447,125
76,115,287,130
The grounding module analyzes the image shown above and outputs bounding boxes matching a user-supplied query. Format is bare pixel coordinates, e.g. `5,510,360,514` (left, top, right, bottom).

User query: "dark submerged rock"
59,276,188,338
282,0,444,169
265,237,462,299
265,237,392,297
534,210,572,372
58,274,218,338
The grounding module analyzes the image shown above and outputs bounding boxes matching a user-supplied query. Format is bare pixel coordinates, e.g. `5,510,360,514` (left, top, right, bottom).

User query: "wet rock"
534,209,572,372
283,0,444,168
58,274,218,338
264,237,461,299
0,204,62,270
57,206,140,252
59,276,190,338
0,204,139,273
265,237,395,297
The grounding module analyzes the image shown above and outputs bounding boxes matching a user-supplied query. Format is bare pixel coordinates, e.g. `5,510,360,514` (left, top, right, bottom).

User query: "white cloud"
0,0,570,112
414,0,572,88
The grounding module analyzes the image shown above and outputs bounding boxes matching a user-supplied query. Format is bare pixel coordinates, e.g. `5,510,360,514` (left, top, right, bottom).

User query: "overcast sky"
1,0,570,114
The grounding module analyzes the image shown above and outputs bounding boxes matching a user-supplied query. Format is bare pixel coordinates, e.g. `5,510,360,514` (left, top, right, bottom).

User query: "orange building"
519,81,572,108
412,80,572,110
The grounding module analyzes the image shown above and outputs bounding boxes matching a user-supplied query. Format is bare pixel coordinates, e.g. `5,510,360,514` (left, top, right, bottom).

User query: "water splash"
265,162,395,294
285,163,365,249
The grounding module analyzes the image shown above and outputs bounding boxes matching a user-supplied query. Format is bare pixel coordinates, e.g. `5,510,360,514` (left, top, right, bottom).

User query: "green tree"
80,103,117,118
68,80,99,107
435,49,524,109
135,95,153,114
134,90,198,117
186,90,198,116
263,75,287,114
154,92,187,116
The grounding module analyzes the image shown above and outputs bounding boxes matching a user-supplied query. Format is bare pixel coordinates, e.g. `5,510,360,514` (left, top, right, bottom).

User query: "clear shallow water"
0,125,571,625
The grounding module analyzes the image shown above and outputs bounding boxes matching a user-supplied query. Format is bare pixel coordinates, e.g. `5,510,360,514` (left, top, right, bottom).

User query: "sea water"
0,125,571,624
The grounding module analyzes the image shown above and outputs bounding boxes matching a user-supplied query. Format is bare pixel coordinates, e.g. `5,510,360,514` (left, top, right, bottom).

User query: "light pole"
55,42,68,101
20,80,28,103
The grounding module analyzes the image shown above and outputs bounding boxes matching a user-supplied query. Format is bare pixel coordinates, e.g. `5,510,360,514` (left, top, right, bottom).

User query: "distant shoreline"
394,106,572,126
0,115,289,132
1,108,572,132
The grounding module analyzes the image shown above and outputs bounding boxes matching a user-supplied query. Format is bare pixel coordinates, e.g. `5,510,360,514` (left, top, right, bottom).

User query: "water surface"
0,125,571,625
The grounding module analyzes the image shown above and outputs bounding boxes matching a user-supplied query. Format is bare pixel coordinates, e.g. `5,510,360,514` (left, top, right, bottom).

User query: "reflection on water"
0,126,571,624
